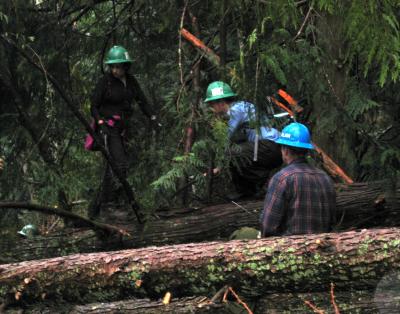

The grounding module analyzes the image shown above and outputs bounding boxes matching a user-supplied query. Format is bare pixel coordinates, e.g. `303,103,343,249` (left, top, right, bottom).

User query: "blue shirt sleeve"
227,104,247,139
228,101,279,142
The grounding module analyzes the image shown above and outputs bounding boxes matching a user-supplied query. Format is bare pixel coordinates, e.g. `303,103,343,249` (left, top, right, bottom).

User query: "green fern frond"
261,54,287,85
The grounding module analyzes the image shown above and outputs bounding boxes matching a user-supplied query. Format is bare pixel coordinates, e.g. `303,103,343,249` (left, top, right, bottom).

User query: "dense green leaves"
0,0,399,229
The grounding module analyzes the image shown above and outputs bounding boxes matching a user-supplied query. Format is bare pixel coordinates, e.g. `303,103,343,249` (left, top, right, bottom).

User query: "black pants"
99,125,128,203
229,139,282,195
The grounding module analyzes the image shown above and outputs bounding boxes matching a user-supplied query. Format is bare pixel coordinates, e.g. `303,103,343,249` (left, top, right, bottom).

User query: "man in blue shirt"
204,81,282,200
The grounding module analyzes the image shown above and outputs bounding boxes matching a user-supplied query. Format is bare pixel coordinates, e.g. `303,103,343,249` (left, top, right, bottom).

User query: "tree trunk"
71,296,226,314
3,297,226,314
1,228,400,306
315,10,361,179
5,289,399,313
0,181,398,264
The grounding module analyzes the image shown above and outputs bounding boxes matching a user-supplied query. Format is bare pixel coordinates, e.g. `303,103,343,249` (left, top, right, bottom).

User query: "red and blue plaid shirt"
261,158,336,237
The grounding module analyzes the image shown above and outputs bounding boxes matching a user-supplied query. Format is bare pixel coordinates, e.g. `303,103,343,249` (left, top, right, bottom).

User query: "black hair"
283,145,308,157
106,63,131,73
123,63,131,72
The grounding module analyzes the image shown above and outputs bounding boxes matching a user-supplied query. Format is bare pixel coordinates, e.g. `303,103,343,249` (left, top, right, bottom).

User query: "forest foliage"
0,0,399,229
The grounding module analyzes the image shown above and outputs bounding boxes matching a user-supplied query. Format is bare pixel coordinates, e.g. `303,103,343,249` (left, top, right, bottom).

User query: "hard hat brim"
204,92,237,103
275,138,314,149
104,59,133,64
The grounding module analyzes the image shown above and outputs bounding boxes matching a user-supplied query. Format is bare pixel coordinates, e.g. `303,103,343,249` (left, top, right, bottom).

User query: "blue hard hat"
275,122,314,149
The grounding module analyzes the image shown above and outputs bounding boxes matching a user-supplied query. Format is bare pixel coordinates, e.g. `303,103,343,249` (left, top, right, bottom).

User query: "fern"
343,0,400,86
346,89,380,120
261,54,287,85
380,147,400,172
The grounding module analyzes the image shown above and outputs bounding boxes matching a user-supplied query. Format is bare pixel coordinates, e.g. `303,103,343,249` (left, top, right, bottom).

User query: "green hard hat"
18,224,39,238
204,81,237,103
104,45,133,64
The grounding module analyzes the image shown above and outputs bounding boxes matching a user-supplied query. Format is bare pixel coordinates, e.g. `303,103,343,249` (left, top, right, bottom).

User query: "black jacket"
90,73,153,123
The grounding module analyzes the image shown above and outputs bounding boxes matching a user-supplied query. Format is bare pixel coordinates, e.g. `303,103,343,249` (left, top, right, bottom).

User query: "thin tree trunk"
219,0,227,69
179,11,201,206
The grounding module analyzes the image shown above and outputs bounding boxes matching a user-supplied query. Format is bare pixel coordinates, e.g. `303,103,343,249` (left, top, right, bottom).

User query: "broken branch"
0,202,130,237
180,28,221,66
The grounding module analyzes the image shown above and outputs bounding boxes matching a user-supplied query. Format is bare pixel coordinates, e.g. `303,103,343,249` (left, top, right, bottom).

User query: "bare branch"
293,5,313,41
0,201,130,236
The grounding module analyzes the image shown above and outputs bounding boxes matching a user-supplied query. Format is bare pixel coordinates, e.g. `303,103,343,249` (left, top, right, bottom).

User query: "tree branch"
0,202,130,236
293,5,313,41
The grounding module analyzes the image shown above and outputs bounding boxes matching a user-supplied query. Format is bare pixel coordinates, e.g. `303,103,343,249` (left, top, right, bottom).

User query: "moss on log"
1,228,400,306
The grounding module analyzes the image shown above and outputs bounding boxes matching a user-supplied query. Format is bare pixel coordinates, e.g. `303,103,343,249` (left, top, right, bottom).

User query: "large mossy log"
1,228,400,306
1,181,398,264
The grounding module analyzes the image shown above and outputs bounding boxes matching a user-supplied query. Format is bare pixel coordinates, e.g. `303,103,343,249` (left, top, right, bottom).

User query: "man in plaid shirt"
261,123,336,237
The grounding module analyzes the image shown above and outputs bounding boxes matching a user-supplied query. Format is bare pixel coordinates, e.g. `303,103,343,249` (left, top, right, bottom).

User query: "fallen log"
5,289,399,313
1,228,400,306
0,181,399,263
255,289,400,313
3,297,226,314
71,296,226,314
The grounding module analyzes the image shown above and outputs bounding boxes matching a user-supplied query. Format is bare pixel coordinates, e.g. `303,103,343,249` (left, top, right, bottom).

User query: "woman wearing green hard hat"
89,45,158,217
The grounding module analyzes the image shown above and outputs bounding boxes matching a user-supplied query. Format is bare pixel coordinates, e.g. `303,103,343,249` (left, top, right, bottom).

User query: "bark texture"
4,297,226,314
71,297,226,314
4,290,400,313
1,228,400,306
1,181,398,264
255,289,400,313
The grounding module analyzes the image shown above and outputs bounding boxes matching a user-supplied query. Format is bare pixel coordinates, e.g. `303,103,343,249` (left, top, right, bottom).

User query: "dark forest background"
0,0,399,233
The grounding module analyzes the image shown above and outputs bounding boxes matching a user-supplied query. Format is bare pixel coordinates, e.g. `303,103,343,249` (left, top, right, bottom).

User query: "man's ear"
281,145,288,157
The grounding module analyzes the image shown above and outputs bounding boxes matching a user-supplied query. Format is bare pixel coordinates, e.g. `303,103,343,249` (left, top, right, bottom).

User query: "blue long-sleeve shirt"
228,101,279,142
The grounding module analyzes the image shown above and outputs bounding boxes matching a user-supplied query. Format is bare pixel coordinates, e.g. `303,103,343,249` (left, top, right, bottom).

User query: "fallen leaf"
135,279,142,287
15,291,22,300
163,292,172,304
